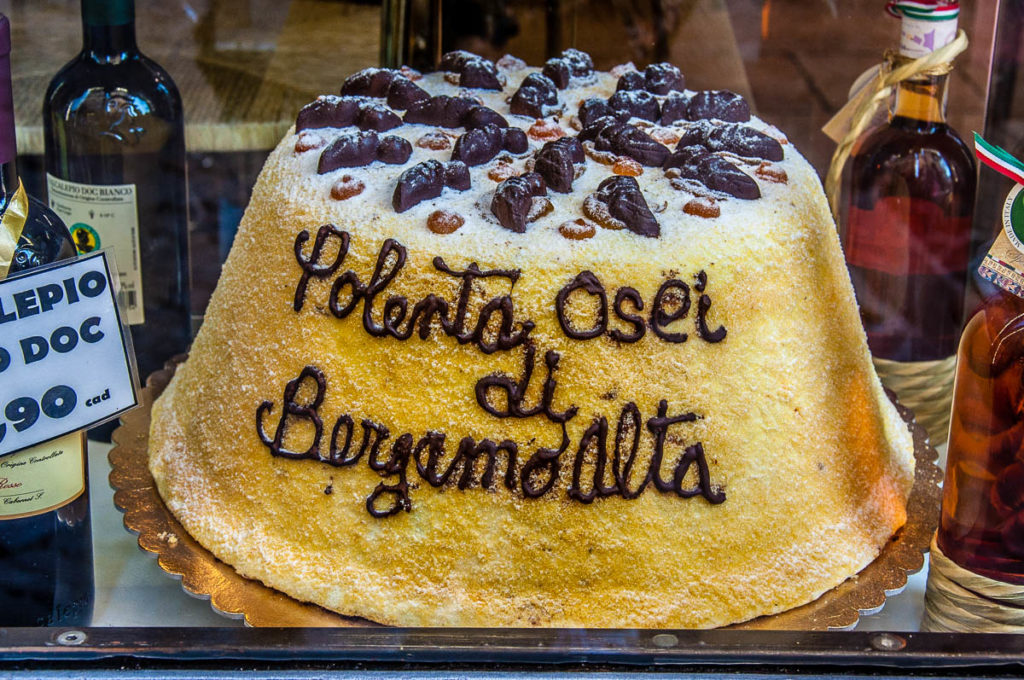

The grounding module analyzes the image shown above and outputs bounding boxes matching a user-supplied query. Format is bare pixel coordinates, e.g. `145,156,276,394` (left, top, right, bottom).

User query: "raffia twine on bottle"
873,355,955,446
823,30,969,222
923,534,1024,632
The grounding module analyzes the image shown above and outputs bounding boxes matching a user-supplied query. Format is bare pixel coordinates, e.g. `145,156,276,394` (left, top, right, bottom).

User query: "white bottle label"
0,432,84,520
900,16,959,59
46,174,145,325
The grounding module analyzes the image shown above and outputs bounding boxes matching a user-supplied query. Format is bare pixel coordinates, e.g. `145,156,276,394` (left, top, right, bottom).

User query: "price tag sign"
0,251,137,456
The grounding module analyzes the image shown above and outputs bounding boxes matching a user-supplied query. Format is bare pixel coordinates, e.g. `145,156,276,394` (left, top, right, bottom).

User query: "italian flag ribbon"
975,133,1024,187
886,1,960,21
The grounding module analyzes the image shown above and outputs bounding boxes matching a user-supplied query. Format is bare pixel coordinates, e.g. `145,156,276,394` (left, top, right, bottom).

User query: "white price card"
0,251,138,456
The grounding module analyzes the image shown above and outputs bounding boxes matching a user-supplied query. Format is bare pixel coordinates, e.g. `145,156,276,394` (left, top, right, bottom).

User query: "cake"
147,50,915,628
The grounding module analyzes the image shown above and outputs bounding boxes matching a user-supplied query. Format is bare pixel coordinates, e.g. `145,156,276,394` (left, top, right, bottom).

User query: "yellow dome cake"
148,51,915,628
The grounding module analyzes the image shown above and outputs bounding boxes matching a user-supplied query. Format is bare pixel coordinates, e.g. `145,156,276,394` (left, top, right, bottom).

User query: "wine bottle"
0,13,94,627
839,0,975,444
43,0,190,421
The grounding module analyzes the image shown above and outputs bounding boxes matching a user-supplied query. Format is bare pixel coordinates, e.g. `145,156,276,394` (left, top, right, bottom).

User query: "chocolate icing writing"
366,429,410,518
555,271,607,340
694,269,708,293
554,269,725,345
257,366,726,515
293,226,534,354
697,293,727,343
614,402,644,499
671,442,724,501
566,398,724,504
360,238,407,337
431,257,535,353
520,425,570,498
293,225,349,312
475,343,578,425
329,417,390,468
414,432,519,490
412,431,449,486
255,365,326,460
651,279,691,343
462,438,518,489
327,414,357,465
275,224,732,516
647,400,699,492
610,287,645,343
569,417,618,503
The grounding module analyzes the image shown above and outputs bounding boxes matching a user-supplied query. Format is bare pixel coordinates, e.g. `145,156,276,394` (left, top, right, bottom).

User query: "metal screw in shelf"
651,633,679,648
870,633,906,652
55,630,87,646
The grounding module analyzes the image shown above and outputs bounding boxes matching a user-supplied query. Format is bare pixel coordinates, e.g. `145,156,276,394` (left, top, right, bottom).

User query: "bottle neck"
0,159,19,209
892,73,949,125
0,24,17,211
81,0,137,62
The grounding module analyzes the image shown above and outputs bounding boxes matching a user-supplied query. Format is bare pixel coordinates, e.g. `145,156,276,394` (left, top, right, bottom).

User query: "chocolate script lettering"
294,226,726,350
475,343,578,424
278,226,730,517
256,365,725,516
554,269,727,344
293,225,534,354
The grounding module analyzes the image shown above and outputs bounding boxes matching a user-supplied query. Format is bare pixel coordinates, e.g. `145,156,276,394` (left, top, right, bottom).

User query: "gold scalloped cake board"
110,357,941,630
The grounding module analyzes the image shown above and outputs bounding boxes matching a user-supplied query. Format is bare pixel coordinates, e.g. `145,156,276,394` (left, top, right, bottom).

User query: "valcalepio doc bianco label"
45,174,144,324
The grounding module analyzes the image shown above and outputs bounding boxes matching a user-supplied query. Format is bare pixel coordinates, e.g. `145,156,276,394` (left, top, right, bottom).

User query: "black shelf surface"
1,627,1024,675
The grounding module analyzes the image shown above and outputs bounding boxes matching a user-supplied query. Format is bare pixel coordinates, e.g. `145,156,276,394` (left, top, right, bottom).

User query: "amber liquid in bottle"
842,74,976,361
939,191,1024,583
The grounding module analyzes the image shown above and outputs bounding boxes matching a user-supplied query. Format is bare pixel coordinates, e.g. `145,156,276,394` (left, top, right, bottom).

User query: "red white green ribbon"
975,133,1024,186
886,1,960,20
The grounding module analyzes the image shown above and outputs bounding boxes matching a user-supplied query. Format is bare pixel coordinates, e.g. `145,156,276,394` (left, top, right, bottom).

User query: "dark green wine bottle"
44,0,190,441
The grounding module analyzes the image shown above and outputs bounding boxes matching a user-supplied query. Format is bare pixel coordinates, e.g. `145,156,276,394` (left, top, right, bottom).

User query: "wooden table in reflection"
10,0,380,155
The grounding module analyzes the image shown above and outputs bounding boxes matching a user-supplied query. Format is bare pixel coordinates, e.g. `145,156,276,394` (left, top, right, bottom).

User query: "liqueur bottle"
937,138,1024,587
0,14,94,626
840,1,974,441
43,0,190,428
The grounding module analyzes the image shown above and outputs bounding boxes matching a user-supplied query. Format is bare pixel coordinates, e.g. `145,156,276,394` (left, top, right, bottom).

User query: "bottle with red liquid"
938,138,1024,587
840,1,974,443
842,1,975,360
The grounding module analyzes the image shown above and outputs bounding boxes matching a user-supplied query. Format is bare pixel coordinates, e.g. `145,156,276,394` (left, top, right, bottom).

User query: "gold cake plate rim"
109,356,941,630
